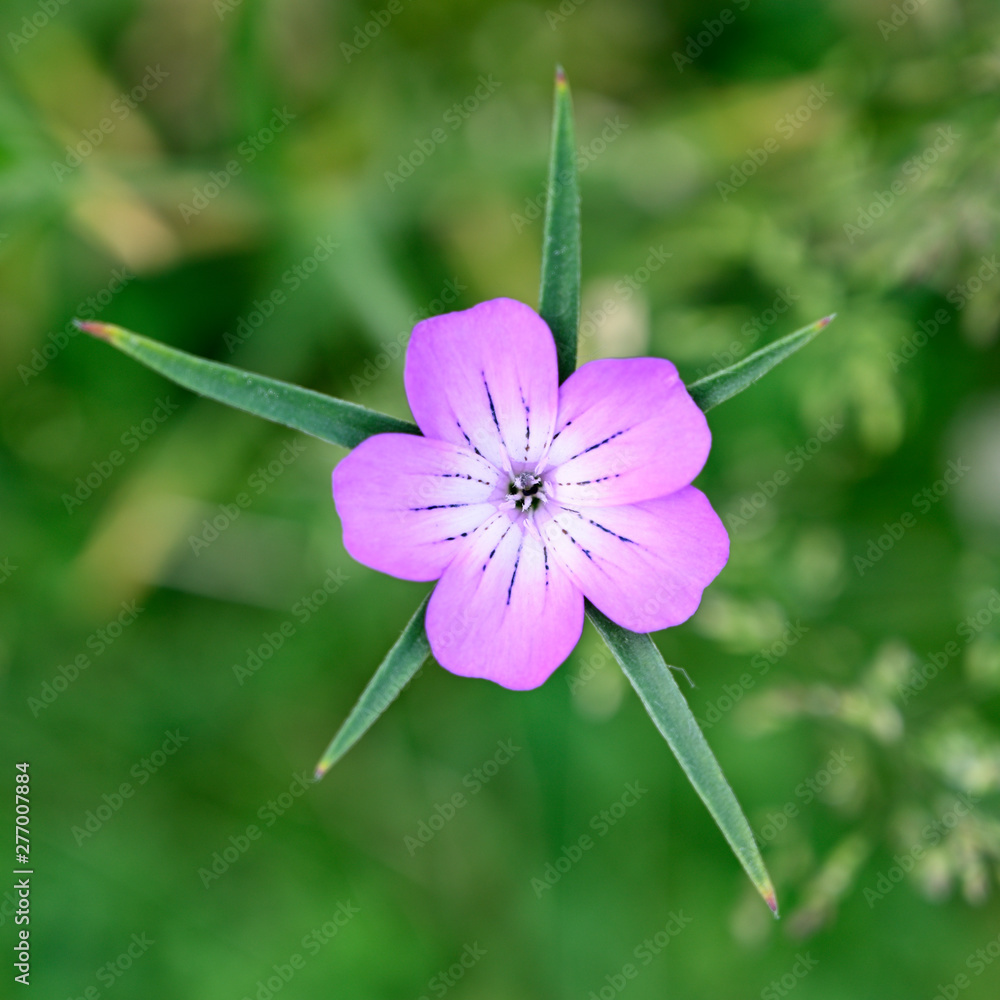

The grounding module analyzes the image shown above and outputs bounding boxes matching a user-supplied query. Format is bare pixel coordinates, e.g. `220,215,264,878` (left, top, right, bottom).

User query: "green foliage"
686,315,834,412
539,66,581,384
3,2,1000,997
75,72,807,915
74,321,419,448
314,595,430,778
587,603,778,914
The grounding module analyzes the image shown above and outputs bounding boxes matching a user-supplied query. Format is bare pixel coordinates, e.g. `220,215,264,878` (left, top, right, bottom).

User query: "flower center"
507,471,549,512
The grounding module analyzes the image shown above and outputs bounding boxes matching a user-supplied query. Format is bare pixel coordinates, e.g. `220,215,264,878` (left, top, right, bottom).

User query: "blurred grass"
2,0,1000,996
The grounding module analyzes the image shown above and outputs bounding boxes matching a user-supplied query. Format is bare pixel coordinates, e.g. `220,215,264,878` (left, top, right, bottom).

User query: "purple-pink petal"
404,298,560,472
545,358,712,508
332,433,500,582
540,487,729,634
332,298,731,691
426,511,584,689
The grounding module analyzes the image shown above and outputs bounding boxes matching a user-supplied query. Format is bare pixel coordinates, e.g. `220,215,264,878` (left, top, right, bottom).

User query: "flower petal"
404,298,559,471
426,512,584,689
333,433,501,582
541,488,729,633
545,358,711,507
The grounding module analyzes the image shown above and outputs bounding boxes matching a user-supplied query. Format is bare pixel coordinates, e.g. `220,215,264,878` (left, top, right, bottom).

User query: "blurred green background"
3,0,1000,996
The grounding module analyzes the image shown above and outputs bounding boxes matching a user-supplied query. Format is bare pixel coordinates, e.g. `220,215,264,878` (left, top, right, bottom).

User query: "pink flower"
333,298,729,690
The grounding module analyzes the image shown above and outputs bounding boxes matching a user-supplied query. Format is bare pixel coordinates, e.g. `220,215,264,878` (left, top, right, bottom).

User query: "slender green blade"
686,315,835,413
586,602,779,915
538,66,581,384
314,595,431,779
74,321,419,449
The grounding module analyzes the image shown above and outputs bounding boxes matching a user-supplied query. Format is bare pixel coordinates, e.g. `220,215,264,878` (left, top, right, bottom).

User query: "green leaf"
74,321,419,450
686,315,835,413
538,66,581,384
586,602,779,915
314,594,431,780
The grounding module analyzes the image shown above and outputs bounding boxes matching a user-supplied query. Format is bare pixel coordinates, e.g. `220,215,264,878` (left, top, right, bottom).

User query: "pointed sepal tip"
72,318,118,342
